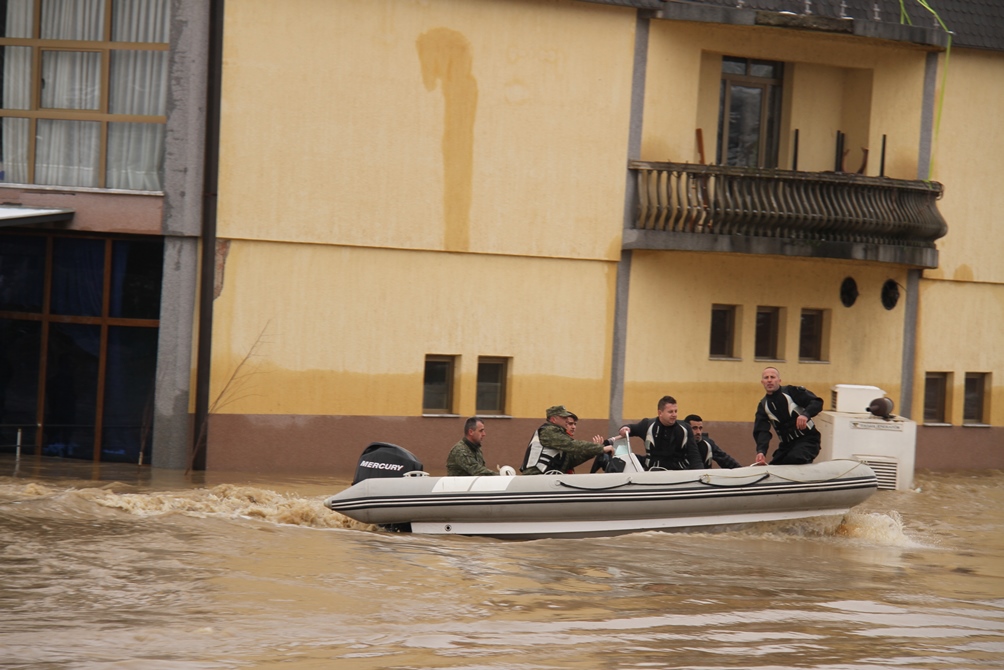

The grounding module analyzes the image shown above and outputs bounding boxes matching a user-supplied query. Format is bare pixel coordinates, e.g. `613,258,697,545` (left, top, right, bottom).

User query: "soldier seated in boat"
753,367,823,465
683,414,741,469
521,405,615,475
446,417,499,477
620,396,704,470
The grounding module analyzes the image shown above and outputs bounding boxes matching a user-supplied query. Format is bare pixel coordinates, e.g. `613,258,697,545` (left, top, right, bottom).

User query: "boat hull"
324,460,877,539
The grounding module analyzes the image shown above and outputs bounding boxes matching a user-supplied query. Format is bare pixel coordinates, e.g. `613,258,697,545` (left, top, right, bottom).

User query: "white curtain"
1,0,32,183
106,0,169,190
1,0,170,190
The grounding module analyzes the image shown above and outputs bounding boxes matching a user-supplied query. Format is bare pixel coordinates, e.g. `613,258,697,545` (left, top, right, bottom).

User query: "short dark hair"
658,395,677,410
684,414,702,423
463,416,481,434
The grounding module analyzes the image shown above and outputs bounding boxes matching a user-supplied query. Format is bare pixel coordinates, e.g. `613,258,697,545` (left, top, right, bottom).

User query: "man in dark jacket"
753,367,823,465
684,414,741,469
621,396,703,470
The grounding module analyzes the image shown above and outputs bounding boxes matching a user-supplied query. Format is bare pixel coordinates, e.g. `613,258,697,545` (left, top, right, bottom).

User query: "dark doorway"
0,231,162,463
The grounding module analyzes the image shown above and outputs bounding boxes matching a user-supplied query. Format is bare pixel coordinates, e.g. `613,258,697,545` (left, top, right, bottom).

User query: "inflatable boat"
324,442,878,539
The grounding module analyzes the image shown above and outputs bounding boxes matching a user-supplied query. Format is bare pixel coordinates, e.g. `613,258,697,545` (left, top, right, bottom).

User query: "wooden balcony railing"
629,161,948,250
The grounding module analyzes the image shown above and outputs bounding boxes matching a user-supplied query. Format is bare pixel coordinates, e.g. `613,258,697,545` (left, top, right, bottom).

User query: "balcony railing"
627,161,948,266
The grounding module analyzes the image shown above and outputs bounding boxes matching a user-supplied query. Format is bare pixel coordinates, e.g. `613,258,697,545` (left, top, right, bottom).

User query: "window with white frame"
0,0,170,190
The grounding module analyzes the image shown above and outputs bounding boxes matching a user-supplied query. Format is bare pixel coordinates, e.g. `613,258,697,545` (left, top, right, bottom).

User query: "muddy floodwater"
1,455,1002,669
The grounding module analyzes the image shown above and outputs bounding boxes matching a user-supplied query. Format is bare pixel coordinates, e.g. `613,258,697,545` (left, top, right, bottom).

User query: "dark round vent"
840,277,858,307
881,280,900,310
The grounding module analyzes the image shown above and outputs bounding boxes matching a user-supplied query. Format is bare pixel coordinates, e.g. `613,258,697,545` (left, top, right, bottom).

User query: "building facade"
0,0,1000,476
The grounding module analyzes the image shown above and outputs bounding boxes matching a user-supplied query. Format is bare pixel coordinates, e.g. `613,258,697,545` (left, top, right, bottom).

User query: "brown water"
1,455,1002,669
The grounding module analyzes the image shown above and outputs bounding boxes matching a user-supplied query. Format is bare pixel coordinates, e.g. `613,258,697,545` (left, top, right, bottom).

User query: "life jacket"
645,420,691,469
521,425,566,474
762,389,816,444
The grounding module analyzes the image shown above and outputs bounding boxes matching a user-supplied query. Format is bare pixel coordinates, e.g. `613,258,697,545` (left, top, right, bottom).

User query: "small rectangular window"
798,309,827,361
709,304,737,358
755,306,781,359
423,355,456,414
963,373,988,424
476,357,508,415
924,372,949,423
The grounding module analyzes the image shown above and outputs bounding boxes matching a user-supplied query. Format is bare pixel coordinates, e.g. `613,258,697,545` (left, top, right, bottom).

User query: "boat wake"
0,480,376,532
836,509,931,547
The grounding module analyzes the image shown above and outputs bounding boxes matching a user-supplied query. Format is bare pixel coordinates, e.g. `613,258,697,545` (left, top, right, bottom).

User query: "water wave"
0,480,376,532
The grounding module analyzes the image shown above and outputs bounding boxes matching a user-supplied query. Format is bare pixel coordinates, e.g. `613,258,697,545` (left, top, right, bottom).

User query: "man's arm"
791,386,824,418
620,418,650,440
752,400,773,456
707,436,742,469
539,424,606,462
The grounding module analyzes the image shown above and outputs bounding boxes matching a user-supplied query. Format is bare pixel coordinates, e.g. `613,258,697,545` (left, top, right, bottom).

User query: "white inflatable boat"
324,443,878,539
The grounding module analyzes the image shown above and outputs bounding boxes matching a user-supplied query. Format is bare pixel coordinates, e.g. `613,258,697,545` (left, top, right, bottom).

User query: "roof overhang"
0,205,75,227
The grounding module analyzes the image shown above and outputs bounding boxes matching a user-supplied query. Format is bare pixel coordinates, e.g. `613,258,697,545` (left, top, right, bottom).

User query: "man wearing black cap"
520,405,615,475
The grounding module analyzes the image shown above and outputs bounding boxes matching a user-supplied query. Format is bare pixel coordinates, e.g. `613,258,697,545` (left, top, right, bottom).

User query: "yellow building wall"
912,49,1004,427
927,49,1004,285
622,252,907,422
644,20,927,178
217,0,634,260
208,240,616,419
914,278,1003,425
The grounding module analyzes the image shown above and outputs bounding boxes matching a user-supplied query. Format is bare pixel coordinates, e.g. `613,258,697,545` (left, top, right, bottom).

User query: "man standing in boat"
753,367,823,465
620,396,704,470
684,414,742,469
521,405,615,475
446,417,498,476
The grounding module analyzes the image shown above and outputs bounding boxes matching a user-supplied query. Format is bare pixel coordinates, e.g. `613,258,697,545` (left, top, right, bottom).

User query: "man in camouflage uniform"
520,405,615,475
446,417,498,476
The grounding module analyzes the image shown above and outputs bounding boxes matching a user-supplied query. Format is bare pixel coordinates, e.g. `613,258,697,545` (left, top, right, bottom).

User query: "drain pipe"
900,50,940,420
610,12,649,435
192,0,225,471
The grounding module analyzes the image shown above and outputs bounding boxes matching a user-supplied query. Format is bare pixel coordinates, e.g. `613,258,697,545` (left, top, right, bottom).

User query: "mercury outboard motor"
351,442,424,485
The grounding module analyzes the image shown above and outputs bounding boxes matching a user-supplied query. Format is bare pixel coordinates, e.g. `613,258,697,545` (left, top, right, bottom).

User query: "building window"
422,355,455,414
964,373,988,424
924,372,950,423
717,56,783,168
476,357,508,415
755,306,781,359
709,304,738,358
798,309,827,361
0,0,171,190
0,230,163,463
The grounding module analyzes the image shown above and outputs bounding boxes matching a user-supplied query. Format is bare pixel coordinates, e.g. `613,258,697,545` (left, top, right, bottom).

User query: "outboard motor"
352,442,424,485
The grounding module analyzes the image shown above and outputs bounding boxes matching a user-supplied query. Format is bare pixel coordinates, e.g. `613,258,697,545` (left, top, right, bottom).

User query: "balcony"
625,161,948,268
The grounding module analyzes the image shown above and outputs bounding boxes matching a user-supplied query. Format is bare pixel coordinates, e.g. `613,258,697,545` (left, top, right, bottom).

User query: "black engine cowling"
351,442,424,484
